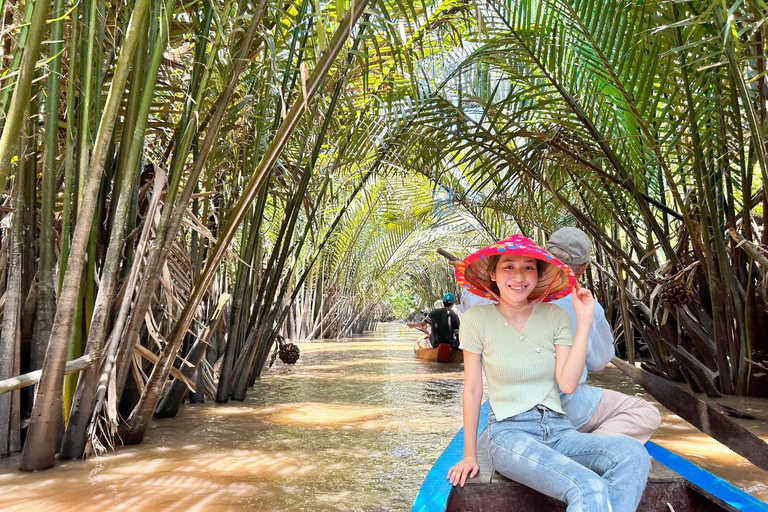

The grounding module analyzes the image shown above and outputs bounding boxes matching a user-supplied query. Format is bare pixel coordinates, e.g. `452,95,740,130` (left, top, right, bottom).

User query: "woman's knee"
616,438,651,472
564,472,610,510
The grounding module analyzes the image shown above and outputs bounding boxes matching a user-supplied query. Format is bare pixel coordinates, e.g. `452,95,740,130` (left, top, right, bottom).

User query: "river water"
0,323,766,511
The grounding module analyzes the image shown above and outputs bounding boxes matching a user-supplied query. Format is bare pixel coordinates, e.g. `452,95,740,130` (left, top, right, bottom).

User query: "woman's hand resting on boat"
447,456,479,487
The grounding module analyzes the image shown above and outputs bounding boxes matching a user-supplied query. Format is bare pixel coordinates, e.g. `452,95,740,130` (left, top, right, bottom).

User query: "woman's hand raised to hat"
571,283,595,324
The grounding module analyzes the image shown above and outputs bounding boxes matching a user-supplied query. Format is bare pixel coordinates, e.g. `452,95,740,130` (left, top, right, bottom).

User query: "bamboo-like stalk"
60,0,101,418
0,352,104,395
21,0,153,471
112,0,269,401
60,0,173,460
122,0,372,443
75,0,98,209
59,3,79,293
31,0,66,378
0,0,50,189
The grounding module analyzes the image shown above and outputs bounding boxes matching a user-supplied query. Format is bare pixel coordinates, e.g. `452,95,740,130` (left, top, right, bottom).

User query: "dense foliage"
0,0,766,471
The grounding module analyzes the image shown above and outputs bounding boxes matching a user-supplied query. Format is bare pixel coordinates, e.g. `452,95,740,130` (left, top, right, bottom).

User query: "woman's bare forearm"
558,322,591,393
462,387,483,459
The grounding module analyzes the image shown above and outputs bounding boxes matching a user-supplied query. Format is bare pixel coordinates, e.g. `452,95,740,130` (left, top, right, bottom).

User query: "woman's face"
490,254,538,305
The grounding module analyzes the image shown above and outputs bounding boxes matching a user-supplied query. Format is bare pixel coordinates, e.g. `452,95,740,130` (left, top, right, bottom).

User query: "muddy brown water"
0,323,766,511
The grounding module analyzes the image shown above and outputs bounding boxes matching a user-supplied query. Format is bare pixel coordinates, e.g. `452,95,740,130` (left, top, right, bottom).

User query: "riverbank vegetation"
0,0,766,472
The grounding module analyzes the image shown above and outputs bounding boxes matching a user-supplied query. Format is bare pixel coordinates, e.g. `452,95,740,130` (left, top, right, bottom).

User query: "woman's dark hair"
486,254,542,296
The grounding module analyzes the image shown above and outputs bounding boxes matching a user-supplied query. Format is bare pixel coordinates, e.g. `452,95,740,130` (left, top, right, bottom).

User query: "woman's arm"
447,350,483,487
555,285,595,394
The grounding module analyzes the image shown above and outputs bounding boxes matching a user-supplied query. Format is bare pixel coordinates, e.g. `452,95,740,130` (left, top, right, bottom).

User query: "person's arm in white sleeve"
585,305,615,371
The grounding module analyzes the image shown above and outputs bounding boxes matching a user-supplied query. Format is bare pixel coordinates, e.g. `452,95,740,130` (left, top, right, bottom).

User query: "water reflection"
0,323,766,511
420,380,463,406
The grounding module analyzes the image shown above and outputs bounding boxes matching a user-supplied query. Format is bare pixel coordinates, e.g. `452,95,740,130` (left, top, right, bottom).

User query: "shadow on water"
0,323,766,511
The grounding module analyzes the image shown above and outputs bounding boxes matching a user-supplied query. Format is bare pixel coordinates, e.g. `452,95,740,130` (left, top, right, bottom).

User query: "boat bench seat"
449,430,734,511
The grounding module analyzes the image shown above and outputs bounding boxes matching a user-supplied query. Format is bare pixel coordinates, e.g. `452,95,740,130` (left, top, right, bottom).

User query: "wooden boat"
414,344,464,363
412,401,768,512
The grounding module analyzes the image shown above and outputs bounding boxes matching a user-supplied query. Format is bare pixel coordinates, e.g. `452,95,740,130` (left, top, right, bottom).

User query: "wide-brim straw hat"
455,235,577,302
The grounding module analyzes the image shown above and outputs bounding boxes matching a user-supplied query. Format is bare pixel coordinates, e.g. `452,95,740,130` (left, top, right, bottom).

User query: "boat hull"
414,345,463,363
447,475,738,511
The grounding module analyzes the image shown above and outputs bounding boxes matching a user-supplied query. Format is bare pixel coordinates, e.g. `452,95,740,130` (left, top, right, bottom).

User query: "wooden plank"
0,350,104,395
649,459,682,483
476,435,680,486
448,480,735,512
467,429,494,485
612,357,768,473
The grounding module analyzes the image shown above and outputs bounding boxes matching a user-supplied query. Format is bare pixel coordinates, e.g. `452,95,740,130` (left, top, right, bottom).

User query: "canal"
0,323,766,511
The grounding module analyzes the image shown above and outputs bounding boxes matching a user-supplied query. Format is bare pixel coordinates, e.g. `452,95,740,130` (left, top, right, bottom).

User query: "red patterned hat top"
455,234,577,302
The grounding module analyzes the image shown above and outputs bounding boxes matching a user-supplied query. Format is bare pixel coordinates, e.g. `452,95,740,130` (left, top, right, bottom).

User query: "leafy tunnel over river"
0,0,768,508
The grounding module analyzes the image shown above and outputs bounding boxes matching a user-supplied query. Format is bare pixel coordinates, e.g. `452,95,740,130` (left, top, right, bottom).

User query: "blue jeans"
488,405,650,512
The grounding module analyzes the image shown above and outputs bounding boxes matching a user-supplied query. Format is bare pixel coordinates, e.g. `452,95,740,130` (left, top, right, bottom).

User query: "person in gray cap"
547,227,661,444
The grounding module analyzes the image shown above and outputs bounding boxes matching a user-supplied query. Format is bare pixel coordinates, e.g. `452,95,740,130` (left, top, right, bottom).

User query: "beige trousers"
577,389,662,444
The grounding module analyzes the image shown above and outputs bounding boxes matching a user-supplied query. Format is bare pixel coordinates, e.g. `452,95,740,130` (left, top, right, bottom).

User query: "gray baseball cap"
546,227,591,266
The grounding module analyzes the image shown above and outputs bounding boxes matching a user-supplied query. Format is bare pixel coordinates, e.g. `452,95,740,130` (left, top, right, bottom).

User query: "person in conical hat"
447,234,650,512
454,234,577,305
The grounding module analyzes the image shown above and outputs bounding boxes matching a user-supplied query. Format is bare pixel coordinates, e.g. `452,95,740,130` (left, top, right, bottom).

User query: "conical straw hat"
455,235,576,302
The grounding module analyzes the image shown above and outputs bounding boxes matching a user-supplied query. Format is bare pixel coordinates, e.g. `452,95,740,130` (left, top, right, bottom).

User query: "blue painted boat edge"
411,401,491,512
645,441,768,512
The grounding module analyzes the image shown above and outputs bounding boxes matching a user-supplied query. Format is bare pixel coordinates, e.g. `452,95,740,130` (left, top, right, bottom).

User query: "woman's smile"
491,254,538,304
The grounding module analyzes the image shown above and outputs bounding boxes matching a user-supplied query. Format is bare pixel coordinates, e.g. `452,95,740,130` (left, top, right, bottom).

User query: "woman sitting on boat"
447,235,651,512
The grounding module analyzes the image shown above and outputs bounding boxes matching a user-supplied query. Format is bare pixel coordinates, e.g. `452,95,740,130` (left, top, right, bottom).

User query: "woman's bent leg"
552,425,651,512
488,428,612,512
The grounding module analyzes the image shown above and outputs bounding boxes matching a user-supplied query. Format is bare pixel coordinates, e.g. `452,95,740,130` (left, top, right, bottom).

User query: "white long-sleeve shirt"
553,295,615,428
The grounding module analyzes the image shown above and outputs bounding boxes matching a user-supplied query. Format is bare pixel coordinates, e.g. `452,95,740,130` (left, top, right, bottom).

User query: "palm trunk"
0,0,50,189
0,158,27,456
122,0,371,443
60,1,170,459
20,0,152,471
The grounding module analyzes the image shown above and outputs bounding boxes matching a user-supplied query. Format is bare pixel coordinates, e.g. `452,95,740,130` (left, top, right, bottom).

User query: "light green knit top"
459,303,573,421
